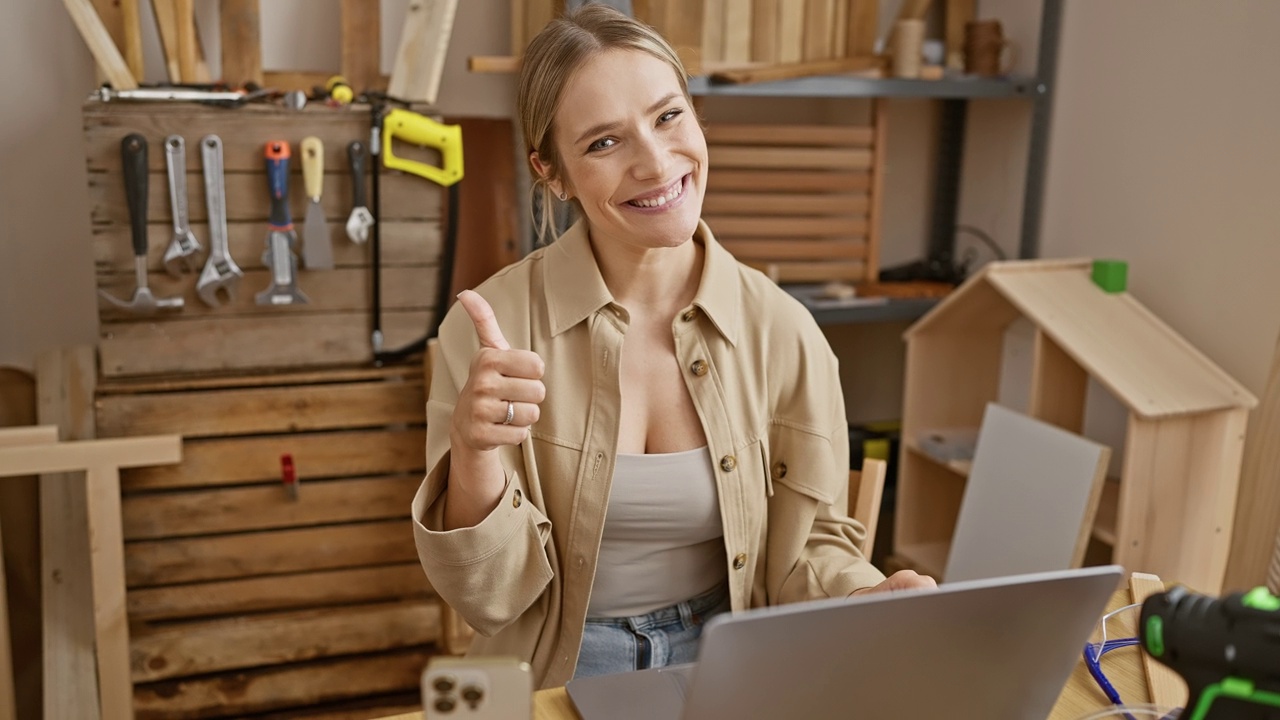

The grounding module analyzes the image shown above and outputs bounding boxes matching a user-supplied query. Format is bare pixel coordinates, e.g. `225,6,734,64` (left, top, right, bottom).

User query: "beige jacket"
412,219,885,689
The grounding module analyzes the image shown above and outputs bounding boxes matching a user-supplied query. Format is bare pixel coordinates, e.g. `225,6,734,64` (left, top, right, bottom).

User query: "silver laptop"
567,565,1123,720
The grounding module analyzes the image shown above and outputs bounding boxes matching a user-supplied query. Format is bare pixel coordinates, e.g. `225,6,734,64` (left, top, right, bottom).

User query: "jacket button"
720,455,736,472
773,461,787,479
733,553,747,570
681,308,697,322
690,359,708,376
513,488,522,508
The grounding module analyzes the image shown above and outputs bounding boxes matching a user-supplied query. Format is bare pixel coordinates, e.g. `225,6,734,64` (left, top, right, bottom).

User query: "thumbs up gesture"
451,290,547,453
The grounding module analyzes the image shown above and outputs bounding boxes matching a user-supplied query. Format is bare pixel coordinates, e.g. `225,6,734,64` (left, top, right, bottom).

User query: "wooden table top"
381,585,1162,720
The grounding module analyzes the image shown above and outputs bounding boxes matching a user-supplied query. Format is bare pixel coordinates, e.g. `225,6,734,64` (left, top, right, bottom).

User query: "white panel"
996,316,1035,414
1082,376,1128,479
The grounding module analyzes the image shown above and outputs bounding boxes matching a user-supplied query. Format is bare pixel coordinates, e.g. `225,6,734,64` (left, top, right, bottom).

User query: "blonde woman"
412,3,935,688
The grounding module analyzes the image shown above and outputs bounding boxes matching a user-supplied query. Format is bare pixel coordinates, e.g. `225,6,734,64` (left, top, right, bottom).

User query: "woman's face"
540,48,708,252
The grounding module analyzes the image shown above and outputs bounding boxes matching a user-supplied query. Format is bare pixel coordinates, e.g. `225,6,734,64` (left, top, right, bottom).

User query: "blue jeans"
573,583,732,679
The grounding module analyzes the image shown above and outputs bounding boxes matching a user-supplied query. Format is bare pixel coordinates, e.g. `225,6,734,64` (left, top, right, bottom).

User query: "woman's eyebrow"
572,92,682,146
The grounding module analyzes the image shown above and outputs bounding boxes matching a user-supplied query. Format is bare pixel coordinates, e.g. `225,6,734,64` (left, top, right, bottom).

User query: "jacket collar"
544,218,741,345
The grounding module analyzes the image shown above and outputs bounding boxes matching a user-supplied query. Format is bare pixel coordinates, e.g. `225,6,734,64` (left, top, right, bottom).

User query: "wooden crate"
95,363,437,719
703,109,886,285
85,101,444,379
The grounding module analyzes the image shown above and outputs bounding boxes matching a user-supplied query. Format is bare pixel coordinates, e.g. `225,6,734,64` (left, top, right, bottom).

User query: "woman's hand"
443,291,546,529
850,570,938,597
452,290,547,452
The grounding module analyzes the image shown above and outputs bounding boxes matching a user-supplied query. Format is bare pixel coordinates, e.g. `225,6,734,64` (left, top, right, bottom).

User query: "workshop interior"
1,1,1278,719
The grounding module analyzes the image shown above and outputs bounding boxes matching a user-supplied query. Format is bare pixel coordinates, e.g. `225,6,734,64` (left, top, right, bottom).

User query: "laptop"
567,565,1123,720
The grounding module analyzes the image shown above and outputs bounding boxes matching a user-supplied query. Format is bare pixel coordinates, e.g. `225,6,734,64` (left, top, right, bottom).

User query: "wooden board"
1128,573,1188,709
388,0,460,104
63,0,138,89
846,0,878,58
341,0,382,93
943,403,1110,583
219,0,264,87
1224,332,1280,591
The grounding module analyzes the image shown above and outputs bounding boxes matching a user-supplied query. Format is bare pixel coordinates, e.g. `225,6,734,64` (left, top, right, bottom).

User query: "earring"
558,191,567,201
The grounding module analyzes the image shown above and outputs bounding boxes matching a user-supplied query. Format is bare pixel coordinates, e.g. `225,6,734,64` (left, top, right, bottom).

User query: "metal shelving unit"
691,0,1063,325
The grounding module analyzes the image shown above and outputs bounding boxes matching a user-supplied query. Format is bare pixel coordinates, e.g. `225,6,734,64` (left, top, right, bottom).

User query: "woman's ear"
530,151,567,200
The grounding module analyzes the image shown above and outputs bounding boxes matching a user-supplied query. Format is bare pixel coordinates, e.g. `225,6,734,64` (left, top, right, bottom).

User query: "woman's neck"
588,230,704,317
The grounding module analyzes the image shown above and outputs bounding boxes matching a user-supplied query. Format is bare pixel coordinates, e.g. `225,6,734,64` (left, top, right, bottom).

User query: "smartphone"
422,656,534,720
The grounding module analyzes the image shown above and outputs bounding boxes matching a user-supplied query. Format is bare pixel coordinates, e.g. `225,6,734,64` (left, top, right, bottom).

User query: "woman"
411,3,935,689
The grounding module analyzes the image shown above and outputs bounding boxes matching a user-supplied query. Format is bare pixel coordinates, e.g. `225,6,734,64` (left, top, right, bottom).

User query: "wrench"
196,135,243,306
255,141,309,305
162,135,202,275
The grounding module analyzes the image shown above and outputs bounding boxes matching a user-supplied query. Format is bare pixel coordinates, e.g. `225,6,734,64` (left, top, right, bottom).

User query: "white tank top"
587,446,728,618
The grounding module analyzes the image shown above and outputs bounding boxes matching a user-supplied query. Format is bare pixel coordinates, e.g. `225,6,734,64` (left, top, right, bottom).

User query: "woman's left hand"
850,570,938,596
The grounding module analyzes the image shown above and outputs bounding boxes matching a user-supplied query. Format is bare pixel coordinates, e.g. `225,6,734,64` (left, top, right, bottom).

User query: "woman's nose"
631,131,671,180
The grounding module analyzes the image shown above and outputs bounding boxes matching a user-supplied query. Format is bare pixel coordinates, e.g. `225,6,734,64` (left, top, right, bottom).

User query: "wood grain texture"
777,0,804,63
173,0,197,82
750,0,780,62
703,192,868,215
705,123,873,145
707,169,871,192
119,0,143,81
708,55,881,84
35,346,100,719
132,647,436,719
63,0,138,89
150,0,181,82
125,520,420,587
705,216,868,237
130,600,440,682
708,145,873,169
1225,332,1280,591
120,427,426,491
446,118,521,299
219,0,263,86
85,464,134,720
388,0,459,104
865,98,886,279
722,0,753,64
846,0,878,58
341,0,382,92
803,0,834,60
1128,573,1188,709
127,564,432,621
702,0,727,64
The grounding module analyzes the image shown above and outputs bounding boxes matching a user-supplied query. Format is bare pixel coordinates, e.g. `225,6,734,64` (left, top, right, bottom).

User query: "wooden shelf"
1092,477,1120,546
892,541,948,579
906,441,972,478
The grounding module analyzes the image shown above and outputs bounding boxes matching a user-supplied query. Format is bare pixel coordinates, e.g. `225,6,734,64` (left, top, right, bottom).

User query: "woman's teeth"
628,179,682,208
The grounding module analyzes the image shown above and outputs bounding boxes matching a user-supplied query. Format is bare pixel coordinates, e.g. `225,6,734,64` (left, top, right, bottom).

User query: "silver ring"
502,401,515,425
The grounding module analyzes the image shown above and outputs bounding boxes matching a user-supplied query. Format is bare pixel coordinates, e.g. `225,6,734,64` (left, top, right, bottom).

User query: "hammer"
99,133,184,315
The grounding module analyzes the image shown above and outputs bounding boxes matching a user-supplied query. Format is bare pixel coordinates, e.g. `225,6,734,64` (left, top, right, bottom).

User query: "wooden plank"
1128,573,1188,708
706,123,873,146
750,260,867,283
125,520,419,586
776,0,804,64
85,465,134,720
127,564,432,621
720,238,866,261
447,117,521,299
852,458,887,557
341,0,382,93
97,311,434,377
86,171,443,225
665,0,706,75
944,0,975,71
388,0,460,104
705,216,868,237
802,0,834,60
703,192,868,215
722,0,753,64
220,0,264,87
510,0,526,57
1029,329,1088,433
708,145,872,169
943,403,1110,582
0,436,181,475
751,0,780,63
524,0,559,57
131,599,440,682
121,427,426,491
119,0,143,81
0,425,58,447
707,168,870,192
702,0,727,65
98,266,437,321
63,0,139,89
0,376,41,720
150,0,181,82
174,0,197,82
709,55,881,84
846,0,878,58
97,379,425,439
132,648,435,719
97,365,416,396
1225,332,1280,591
122,475,421,540
865,98,886,281
35,346,100,720
831,0,847,56
468,55,521,73
93,220,440,274
89,0,127,78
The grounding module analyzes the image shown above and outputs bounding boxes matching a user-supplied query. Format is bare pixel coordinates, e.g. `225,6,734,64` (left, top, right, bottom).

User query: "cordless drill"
1139,585,1280,719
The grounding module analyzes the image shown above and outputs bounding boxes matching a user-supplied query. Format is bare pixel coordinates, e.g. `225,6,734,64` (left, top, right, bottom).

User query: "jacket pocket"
765,423,839,507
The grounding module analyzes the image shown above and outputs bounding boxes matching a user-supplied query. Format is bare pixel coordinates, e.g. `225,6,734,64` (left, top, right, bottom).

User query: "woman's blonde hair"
517,3,692,243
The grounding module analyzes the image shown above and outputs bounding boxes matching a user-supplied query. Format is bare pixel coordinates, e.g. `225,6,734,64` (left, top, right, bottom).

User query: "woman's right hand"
452,290,547,453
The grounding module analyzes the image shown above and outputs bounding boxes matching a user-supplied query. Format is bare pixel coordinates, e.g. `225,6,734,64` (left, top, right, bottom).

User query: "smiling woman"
410,3,935,690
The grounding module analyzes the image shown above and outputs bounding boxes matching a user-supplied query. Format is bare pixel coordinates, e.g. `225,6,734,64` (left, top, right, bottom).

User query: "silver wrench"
163,135,202,275
196,135,243,306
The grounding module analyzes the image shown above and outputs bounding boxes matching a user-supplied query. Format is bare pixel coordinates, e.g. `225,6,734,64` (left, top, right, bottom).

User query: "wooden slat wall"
704,116,883,284
89,364,438,718
84,102,445,378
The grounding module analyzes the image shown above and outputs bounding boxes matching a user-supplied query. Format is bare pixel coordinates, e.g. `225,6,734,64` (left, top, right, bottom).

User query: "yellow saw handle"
382,108,464,187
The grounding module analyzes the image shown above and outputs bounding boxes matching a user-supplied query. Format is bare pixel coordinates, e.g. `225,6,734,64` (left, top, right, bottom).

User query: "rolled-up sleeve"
411,307,555,637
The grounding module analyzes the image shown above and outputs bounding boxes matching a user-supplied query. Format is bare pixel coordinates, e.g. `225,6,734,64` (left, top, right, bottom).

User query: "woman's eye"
587,137,616,152
659,108,683,124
